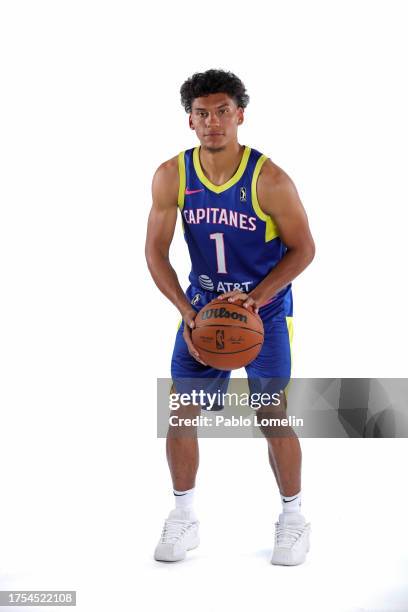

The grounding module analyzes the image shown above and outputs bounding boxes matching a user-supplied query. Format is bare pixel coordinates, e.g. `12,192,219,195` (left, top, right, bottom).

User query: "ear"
189,114,195,130
237,107,244,125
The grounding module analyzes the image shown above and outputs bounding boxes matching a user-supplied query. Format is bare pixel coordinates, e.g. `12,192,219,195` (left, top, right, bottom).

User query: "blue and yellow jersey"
177,145,292,314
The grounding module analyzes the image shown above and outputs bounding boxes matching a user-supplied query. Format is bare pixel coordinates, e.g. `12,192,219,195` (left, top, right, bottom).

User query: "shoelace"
160,520,193,544
275,523,304,548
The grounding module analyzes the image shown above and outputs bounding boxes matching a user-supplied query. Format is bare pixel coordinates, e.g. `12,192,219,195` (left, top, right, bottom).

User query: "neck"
199,141,245,186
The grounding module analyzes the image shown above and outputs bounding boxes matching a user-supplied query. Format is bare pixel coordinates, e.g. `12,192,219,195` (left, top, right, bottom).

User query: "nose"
205,112,221,127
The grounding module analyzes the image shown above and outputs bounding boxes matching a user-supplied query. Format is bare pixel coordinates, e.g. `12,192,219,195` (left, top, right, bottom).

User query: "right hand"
181,307,207,366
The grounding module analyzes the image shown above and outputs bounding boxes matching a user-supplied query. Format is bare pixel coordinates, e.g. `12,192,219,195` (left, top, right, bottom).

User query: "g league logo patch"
191,293,201,306
240,186,247,202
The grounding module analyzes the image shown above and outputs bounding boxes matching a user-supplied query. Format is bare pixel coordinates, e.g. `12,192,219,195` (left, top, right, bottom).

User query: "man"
145,69,315,565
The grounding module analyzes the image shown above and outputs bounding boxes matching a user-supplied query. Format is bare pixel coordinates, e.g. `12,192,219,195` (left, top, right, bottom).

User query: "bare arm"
145,156,206,364
219,159,315,310
250,160,315,305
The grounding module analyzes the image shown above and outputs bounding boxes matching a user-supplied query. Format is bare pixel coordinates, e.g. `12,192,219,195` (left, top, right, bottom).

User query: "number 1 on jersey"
210,232,227,274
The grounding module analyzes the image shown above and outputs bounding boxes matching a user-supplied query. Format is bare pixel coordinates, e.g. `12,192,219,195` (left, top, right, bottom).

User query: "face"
189,92,244,152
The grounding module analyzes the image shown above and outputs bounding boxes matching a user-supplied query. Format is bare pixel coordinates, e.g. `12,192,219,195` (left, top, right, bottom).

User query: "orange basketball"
191,298,264,370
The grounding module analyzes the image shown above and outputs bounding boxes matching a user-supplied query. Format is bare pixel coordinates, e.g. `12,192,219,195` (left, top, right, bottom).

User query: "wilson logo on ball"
200,307,248,323
192,299,264,371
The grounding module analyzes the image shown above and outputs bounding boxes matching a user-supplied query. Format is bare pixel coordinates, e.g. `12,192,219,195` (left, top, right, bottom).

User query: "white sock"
173,487,195,512
281,490,302,513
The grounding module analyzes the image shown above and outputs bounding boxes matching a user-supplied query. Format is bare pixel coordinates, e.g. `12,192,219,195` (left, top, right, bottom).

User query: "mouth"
205,133,224,137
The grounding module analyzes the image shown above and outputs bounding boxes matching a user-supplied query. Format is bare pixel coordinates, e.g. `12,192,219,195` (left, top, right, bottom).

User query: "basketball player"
145,69,315,565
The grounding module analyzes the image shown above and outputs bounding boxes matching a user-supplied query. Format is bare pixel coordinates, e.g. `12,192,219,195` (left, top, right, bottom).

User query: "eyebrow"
194,103,231,111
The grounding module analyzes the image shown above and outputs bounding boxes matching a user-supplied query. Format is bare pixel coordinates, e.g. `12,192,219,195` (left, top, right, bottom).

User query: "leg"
155,285,230,562
261,391,302,497
166,385,200,491
169,297,231,492
246,311,300,497
256,391,302,496
246,311,310,564
154,387,202,562
267,441,302,497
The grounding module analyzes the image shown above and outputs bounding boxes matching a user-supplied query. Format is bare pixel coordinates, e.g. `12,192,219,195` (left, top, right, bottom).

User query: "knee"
256,391,287,419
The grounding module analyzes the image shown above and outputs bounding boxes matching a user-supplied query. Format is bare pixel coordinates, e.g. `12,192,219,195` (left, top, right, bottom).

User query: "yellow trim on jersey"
286,316,293,354
177,151,186,210
284,316,294,392
193,145,251,194
170,320,184,396
251,154,280,242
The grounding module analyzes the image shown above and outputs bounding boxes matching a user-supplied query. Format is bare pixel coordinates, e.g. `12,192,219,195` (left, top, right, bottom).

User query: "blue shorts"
171,285,293,405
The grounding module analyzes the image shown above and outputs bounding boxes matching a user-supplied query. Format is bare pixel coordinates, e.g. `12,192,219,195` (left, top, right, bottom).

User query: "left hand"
215,289,261,314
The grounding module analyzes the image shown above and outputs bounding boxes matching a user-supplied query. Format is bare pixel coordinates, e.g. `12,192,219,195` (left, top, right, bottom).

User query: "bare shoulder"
258,158,296,193
151,154,180,208
153,154,179,188
257,157,302,216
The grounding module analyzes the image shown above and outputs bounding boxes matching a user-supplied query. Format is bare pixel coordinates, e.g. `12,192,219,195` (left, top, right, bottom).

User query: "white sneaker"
154,508,200,562
271,512,311,566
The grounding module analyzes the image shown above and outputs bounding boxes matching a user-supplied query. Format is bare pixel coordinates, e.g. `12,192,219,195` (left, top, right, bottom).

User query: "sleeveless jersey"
177,145,292,313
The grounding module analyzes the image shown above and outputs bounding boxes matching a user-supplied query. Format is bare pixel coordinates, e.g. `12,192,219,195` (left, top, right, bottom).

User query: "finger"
228,292,247,302
193,354,207,366
184,331,207,365
183,330,201,359
242,297,255,308
243,298,260,314
185,337,207,365
216,294,232,300
216,290,240,299
183,314,195,329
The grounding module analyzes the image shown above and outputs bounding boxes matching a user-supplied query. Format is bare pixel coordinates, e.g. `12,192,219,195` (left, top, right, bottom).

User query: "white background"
1,1,407,611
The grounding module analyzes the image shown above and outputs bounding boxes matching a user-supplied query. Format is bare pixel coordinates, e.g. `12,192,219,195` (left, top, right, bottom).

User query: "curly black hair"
180,69,249,113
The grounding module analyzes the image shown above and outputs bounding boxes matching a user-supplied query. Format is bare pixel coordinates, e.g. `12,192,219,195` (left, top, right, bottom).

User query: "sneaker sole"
271,538,310,565
154,537,200,562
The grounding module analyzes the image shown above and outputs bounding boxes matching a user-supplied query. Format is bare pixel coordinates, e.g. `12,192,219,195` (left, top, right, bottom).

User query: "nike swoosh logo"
185,188,204,195
283,496,299,503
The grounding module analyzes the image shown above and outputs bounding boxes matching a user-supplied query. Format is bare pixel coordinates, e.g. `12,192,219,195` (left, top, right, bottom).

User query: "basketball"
191,298,264,370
